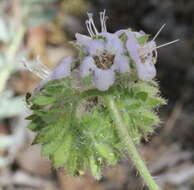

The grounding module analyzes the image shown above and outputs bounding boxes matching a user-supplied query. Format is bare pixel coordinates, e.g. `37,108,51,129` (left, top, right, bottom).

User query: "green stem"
104,95,160,190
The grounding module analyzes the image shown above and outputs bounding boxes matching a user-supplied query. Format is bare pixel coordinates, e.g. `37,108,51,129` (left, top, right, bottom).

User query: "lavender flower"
76,10,130,91
117,25,179,81
126,31,157,81
23,12,179,92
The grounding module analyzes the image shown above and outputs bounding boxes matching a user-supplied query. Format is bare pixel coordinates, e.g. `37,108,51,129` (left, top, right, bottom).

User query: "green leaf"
137,34,150,45
135,91,148,101
26,76,165,179
139,111,157,124
90,156,101,179
83,75,93,85
146,97,166,107
126,101,142,110
25,114,37,120
27,122,38,131
66,150,78,175
53,135,72,167
33,95,55,105
95,143,117,165
42,141,60,157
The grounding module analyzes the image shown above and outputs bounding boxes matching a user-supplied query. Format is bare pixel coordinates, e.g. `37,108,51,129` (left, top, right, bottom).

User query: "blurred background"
0,0,193,190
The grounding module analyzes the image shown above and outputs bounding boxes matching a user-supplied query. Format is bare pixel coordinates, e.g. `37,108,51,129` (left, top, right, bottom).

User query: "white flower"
126,31,157,81
122,25,179,81
76,10,130,91
115,28,158,80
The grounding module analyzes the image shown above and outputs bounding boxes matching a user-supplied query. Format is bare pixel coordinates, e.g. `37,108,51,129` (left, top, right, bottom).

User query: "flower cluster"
76,10,159,90
24,10,177,185
23,10,178,92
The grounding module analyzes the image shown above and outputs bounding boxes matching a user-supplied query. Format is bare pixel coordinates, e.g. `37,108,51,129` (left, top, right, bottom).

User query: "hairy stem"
104,95,160,190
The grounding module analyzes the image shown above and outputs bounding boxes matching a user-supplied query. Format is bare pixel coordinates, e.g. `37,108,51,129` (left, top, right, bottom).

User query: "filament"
85,20,94,37
100,10,108,32
156,39,179,49
87,13,99,35
152,24,166,41
22,57,51,80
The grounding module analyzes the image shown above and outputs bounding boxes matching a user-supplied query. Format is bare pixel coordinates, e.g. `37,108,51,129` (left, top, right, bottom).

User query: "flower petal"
113,54,130,73
105,34,124,55
75,33,91,47
136,56,156,81
50,56,72,80
79,56,96,77
126,31,141,64
88,39,105,56
93,68,115,91
32,57,73,93
115,29,127,36
99,31,113,39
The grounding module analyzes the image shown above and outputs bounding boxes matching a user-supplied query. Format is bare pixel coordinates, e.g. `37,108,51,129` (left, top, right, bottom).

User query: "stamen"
85,20,94,37
100,10,106,32
22,57,51,80
87,12,99,35
36,57,51,75
156,39,179,49
100,12,104,32
100,10,107,32
103,16,108,32
152,24,166,41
